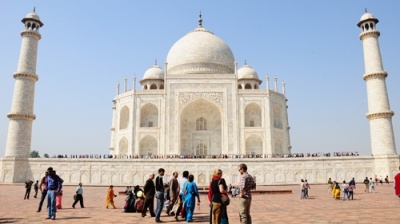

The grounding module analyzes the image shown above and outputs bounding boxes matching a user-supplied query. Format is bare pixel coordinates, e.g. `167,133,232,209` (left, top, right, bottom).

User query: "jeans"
155,192,165,221
238,197,252,224
47,190,57,218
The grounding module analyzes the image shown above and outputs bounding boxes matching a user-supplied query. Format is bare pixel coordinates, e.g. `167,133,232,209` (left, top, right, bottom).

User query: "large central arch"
180,99,222,156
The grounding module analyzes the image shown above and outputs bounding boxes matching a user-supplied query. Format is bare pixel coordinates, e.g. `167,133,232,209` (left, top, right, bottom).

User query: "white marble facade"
0,156,399,186
109,20,291,157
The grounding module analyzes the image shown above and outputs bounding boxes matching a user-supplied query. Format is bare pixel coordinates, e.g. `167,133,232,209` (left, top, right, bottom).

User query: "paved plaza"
0,183,399,223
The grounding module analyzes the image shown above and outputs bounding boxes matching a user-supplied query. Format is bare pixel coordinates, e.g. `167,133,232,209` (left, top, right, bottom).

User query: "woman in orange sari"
106,185,117,209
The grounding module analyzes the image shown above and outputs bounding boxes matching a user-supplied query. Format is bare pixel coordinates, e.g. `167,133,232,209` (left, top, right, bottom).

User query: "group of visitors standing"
27,164,256,223
28,167,84,220
133,163,255,223
328,177,356,200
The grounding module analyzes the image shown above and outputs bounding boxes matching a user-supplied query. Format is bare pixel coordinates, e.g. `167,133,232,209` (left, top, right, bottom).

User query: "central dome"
166,27,235,75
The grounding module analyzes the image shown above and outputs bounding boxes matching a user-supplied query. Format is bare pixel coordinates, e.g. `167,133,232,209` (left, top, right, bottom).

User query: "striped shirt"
240,173,254,198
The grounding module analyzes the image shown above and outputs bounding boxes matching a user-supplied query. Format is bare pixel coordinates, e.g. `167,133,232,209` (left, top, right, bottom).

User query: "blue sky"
0,1,399,157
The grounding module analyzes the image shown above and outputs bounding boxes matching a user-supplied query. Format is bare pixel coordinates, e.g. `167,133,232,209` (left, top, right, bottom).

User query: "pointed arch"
245,103,261,127
139,135,158,156
245,134,263,155
119,136,128,155
119,106,129,130
140,103,158,127
180,98,221,155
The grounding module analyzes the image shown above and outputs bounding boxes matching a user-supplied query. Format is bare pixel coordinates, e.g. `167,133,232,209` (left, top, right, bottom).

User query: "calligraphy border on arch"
179,92,223,108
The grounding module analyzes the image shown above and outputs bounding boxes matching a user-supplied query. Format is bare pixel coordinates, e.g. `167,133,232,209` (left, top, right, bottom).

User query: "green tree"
44,153,49,158
30,150,40,158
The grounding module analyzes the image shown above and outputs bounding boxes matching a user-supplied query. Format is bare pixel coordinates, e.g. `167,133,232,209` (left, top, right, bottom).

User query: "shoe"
36,210,40,212
175,216,179,221
51,217,56,220
142,214,146,217
170,212,175,216
156,220,163,223
45,217,51,219
72,206,75,209
151,214,156,217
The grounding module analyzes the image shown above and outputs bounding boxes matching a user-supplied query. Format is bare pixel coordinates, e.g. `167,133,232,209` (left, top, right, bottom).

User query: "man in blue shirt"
45,167,62,220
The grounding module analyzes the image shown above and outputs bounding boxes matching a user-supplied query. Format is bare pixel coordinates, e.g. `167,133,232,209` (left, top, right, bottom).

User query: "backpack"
246,175,256,190
363,179,369,184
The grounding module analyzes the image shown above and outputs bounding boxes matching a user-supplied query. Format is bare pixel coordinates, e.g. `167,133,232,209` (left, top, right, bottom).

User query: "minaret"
357,11,396,155
5,10,43,158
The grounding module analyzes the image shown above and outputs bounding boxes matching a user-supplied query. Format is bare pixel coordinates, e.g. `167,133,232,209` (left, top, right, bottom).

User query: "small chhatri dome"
22,10,44,27
357,10,379,27
237,64,260,80
142,64,164,80
166,14,235,75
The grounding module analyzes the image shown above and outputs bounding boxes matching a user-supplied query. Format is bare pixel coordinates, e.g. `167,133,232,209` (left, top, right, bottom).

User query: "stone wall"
0,156,399,186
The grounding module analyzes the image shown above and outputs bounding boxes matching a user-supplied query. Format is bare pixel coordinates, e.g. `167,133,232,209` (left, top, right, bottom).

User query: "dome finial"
155,59,157,65
33,7,36,12
198,11,203,27
244,60,247,65
365,8,367,13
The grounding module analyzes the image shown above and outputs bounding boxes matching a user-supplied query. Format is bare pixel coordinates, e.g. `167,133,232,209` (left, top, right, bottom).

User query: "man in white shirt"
72,183,84,208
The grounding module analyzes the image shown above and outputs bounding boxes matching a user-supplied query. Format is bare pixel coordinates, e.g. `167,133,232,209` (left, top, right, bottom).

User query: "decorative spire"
244,60,247,65
198,11,203,27
365,8,367,13
155,59,157,65
33,7,36,12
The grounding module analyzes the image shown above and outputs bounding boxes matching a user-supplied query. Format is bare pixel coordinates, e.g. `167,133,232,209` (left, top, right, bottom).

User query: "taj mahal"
0,10,398,186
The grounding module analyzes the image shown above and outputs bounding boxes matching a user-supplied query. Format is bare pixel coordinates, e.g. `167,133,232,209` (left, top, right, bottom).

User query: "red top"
394,173,400,196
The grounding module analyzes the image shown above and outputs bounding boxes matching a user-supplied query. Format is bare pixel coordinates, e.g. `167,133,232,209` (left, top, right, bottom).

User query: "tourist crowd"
44,152,360,159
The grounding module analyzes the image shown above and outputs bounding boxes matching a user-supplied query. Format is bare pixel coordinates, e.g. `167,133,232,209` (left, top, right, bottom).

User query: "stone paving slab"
0,183,398,223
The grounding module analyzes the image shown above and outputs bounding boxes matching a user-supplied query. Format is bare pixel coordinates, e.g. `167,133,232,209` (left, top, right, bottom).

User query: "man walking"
24,180,34,199
142,173,156,218
155,168,165,223
72,183,84,208
33,180,39,198
45,167,62,220
167,171,180,216
238,163,256,224
173,170,189,220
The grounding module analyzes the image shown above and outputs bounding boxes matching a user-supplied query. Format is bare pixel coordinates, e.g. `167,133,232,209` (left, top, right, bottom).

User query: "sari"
106,187,116,208
184,181,199,222
332,184,341,199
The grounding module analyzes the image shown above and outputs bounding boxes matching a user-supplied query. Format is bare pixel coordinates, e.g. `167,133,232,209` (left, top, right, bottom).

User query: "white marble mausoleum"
0,11,398,186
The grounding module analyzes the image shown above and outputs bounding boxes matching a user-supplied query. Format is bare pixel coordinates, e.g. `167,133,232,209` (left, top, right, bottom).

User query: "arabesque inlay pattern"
179,92,223,108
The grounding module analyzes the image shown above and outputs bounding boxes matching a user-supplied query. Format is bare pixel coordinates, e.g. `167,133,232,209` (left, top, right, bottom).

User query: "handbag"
180,204,186,218
221,193,230,206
